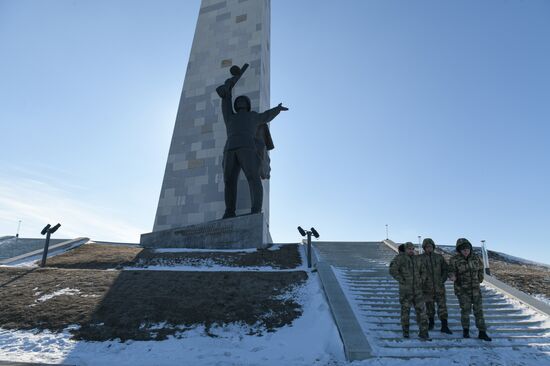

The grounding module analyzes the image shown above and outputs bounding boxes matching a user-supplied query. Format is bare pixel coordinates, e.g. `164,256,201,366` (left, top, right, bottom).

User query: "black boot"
428,317,435,330
418,330,432,341
402,327,410,339
478,331,492,342
440,319,453,334
463,328,470,338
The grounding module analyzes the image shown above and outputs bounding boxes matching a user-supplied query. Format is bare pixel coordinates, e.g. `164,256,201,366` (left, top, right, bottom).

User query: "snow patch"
152,247,258,254
35,288,81,303
124,263,303,272
533,294,550,306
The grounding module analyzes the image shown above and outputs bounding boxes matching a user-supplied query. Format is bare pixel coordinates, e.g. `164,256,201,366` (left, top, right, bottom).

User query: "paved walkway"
314,241,550,362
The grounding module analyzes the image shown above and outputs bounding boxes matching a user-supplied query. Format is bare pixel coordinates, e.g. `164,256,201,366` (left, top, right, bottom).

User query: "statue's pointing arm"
258,103,289,124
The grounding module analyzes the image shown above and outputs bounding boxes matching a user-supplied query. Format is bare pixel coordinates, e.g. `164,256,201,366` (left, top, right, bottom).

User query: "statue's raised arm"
215,63,249,98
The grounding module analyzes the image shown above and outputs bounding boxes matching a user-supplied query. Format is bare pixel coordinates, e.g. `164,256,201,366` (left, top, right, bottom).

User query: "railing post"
307,232,312,268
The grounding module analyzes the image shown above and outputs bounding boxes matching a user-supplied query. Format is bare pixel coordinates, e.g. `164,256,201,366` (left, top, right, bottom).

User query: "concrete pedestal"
140,213,271,249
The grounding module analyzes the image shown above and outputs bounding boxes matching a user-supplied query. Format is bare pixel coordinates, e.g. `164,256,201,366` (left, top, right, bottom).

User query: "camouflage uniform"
420,239,449,322
389,243,429,337
448,239,486,332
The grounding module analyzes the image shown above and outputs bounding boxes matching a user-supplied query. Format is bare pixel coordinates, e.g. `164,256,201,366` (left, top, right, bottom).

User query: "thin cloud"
0,174,143,242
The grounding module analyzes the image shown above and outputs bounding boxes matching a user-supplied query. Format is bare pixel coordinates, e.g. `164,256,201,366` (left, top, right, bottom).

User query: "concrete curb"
0,237,89,265
316,261,373,361
383,239,550,317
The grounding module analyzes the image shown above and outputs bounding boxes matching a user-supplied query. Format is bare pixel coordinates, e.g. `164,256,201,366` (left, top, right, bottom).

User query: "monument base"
140,213,271,249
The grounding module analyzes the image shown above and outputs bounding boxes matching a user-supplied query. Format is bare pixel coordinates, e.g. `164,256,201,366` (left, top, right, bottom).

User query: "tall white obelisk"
153,0,271,232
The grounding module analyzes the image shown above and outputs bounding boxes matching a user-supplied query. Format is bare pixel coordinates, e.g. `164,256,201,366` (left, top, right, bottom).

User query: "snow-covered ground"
533,294,550,306
0,269,347,366
152,247,259,254
2,244,549,365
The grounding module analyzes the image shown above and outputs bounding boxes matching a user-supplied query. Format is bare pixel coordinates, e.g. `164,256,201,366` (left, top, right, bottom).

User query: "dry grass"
0,267,307,341
44,243,302,270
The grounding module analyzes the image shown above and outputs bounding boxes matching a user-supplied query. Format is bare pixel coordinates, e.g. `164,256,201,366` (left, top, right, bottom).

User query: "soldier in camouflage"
420,238,452,334
390,242,431,340
448,238,492,341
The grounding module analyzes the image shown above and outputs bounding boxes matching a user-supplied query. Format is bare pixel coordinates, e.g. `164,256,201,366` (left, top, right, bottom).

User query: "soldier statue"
216,63,288,218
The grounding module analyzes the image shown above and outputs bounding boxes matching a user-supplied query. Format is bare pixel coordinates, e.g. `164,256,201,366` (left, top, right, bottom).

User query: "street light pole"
297,226,320,269
16,220,22,239
385,224,388,240
418,235,422,254
481,240,491,275
40,223,61,267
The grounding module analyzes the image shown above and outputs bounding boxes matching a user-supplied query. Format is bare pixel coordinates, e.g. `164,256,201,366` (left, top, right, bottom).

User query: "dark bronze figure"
216,63,288,218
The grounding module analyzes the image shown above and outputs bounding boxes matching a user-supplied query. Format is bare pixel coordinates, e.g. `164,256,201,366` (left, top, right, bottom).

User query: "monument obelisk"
145,0,272,247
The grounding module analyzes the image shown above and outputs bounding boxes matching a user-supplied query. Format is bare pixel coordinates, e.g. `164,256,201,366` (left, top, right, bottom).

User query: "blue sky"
1,0,549,264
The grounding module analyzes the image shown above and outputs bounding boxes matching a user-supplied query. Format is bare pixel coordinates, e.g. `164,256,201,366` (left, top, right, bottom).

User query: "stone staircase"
314,241,550,362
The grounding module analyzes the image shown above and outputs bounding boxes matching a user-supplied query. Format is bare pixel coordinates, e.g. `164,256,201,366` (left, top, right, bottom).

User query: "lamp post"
385,224,389,240
40,223,61,267
418,235,422,254
297,226,320,268
16,220,22,239
481,240,491,275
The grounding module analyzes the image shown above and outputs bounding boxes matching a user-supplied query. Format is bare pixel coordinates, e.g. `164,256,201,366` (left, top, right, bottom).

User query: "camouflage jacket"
420,252,449,294
389,253,427,295
448,253,484,293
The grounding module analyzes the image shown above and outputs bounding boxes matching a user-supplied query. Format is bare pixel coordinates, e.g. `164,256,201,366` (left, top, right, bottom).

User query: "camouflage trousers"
456,288,486,331
424,288,448,320
399,291,428,333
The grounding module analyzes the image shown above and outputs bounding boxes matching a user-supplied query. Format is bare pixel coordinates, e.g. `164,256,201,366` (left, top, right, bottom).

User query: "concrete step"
376,348,550,360
374,328,550,334
367,320,546,327
359,313,534,320
369,318,546,329
360,307,524,314
353,291,502,298
358,303,515,309
347,283,495,289
345,280,452,285
377,341,550,348
357,300,512,306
